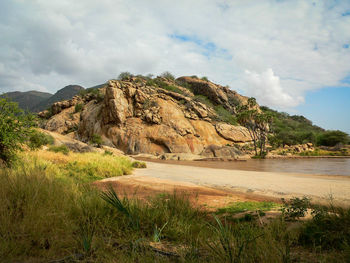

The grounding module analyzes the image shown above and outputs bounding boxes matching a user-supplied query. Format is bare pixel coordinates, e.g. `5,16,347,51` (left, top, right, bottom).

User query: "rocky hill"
32,85,85,112
40,76,255,159
1,90,52,111
1,85,84,112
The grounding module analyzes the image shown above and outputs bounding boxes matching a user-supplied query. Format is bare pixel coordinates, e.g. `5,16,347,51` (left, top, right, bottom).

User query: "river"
136,157,350,176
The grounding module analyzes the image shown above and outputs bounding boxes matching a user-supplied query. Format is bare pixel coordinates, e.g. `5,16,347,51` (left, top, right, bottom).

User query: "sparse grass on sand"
0,150,349,262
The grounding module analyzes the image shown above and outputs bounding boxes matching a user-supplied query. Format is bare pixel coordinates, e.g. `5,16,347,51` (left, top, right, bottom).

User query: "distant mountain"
1,91,52,111
1,85,84,112
32,85,85,112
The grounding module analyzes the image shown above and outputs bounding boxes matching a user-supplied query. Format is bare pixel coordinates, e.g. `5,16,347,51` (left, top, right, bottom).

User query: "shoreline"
97,160,350,207
134,157,350,177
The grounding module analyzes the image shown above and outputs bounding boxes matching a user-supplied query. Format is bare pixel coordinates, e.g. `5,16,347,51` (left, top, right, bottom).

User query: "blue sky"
0,0,350,133
295,87,350,134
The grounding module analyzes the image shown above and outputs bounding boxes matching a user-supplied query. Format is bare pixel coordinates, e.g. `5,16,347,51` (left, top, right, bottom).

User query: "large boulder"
215,123,251,142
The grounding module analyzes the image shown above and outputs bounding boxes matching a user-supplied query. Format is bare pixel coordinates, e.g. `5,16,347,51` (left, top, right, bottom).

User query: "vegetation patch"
216,201,278,215
146,78,184,95
28,130,54,150
48,145,70,155
214,105,238,125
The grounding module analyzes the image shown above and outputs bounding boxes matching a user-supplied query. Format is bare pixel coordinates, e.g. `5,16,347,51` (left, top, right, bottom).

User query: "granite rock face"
41,76,255,157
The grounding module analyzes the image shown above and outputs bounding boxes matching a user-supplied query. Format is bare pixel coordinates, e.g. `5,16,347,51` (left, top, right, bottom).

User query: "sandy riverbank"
97,161,350,207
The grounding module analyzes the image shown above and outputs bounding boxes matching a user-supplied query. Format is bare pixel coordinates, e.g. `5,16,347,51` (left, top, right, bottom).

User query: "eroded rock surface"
40,76,254,158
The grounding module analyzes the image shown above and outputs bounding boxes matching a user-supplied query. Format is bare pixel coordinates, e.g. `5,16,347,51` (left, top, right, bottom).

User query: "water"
137,157,350,176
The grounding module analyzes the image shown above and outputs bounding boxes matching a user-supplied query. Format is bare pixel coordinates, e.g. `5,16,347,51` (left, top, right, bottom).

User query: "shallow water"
137,157,350,176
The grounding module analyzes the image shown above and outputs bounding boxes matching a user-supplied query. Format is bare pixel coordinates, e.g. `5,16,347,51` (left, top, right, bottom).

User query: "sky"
0,0,350,133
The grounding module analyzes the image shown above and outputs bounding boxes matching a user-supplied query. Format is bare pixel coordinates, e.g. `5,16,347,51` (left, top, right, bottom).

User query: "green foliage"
201,76,209,81
79,88,104,102
237,100,272,156
103,150,113,156
300,205,350,250
0,98,36,165
131,161,147,168
1,154,349,262
74,103,83,113
90,134,102,147
118,71,133,80
160,71,175,80
146,78,184,94
48,145,70,155
317,130,348,146
28,130,54,150
281,196,311,220
194,94,214,107
214,105,237,125
261,106,324,147
217,201,277,215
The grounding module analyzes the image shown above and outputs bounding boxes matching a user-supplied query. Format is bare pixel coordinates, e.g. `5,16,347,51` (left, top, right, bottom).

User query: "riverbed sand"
97,161,350,206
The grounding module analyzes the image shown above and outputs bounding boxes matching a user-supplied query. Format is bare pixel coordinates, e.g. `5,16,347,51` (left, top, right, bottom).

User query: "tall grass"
1,152,349,262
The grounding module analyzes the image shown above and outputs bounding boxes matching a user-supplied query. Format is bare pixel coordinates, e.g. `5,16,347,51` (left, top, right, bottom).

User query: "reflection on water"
137,158,350,176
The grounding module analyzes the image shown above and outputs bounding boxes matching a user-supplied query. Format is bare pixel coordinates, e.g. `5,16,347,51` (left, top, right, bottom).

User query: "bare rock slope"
40,76,254,158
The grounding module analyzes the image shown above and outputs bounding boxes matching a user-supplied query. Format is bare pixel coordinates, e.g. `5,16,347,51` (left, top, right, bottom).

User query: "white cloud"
244,68,304,108
0,0,349,111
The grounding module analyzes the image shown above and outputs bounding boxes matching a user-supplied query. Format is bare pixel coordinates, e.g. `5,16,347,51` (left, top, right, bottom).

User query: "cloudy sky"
1,0,350,132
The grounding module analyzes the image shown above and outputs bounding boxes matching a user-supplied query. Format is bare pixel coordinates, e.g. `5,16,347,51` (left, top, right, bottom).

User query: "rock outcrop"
40,76,254,158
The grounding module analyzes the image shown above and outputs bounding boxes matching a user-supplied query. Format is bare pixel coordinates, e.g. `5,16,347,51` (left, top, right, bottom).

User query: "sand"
97,161,350,206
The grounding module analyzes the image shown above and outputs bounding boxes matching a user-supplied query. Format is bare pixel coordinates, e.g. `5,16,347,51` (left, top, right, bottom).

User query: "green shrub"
214,105,237,125
0,98,36,165
281,196,311,220
74,103,83,113
160,71,175,80
194,95,214,108
48,145,69,155
90,134,103,147
131,161,147,168
300,206,350,250
146,78,184,95
201,76,209,81
317,130,348,146
28,130,54,150
118,71,133,80
103,150,113,156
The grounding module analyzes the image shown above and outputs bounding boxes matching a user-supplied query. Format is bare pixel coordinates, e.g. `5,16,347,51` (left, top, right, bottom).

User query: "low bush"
201,76,209,81
146,78,184,95
300,206,350,251
48,145,69,155
74,103,83,113
90,134,103,147
28,130,54,150
281,196,311,220
194,94,214,108
79,88,104,102
214,105,238,125
131,161,147,168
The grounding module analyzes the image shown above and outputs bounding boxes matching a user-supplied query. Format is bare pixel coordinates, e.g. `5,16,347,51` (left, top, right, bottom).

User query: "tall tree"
236,98,272,157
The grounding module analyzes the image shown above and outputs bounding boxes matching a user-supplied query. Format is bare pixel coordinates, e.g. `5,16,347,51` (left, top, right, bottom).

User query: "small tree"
0,98,36,165
236,98,272,156
118,72,133,81
160,71,175,80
